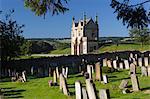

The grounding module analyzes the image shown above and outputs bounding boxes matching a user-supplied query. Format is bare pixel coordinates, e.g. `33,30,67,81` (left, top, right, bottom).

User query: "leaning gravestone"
99,89,110,99
148,66,150,76
53,70,57,85
130,63,136,75
103,58,107,67
60,74,69,95
107,60,112,68
119,80,128,89
124,60,129,69
85,79,96,99
141,66,148,76
87,65,92,79
95,62,102,81
82,88,88,99
75,81,82,99
103,74,108,84
62,68,66,76
130,74,140,91
59,74,63,90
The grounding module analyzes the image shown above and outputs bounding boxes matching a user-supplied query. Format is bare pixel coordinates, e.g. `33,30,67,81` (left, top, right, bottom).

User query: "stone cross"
119,80,128,89
95,62,102,81
103,74,108,84
82,88,88,99
99,89,110,99
87,65,92,79
141,66,148,76
75,81,82,99
124,60,129,69
130,63,136,75
85,79,97,99
53,70,57,85
130,74,140,91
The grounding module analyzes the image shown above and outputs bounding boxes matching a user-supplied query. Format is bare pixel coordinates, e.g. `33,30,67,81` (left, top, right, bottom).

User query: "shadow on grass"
141,87,150,91
109,77,130,82
3,89,25,99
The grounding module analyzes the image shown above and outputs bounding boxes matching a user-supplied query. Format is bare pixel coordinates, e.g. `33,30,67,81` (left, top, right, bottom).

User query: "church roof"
74,18,93,27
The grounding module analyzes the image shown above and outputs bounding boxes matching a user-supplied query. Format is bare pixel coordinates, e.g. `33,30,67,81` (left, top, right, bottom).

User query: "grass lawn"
1,67,150,99
49,48,71,54
99,44,150,53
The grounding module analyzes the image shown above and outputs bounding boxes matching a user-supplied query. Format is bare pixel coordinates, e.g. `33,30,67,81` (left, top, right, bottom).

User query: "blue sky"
1,0,149,38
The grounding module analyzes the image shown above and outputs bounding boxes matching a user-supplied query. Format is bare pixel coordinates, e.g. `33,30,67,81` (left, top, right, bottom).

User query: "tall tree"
0,10,24,61
129,28,150,46
110,0,150,29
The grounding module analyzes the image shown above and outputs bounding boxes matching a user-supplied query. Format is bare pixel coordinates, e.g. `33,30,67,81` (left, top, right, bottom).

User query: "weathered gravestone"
62,68,66,76
119,80,128,89
82,88,88,99
53,70,57,85
130,74,140,91
59,74,69,96
31,66,34,75
148,66,150,76
99,89,110,99
65,67,68,78
87,65,92,79
75,81,82,99
103,74,108,84
119,62,124,69
22,71,27,82
141,66,148,76
138,58,142,67
107,60,112,68
103,58,107,67
130,63,136,75
144,57,149,66
95,62,102,81
113,60,117,69
124,60,129,69
56,67,59,78
85,79,96,99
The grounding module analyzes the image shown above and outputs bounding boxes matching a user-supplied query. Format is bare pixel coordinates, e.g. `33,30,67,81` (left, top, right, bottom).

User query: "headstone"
119,62,124,69
91,65,94,74
95,62,102,81
31,66,34,75
148,66,150,76
22,71,27,82
75,81,82,99
82,88,88,99
107,60,112,68
124,60,129,69
103,58,107,67
99,89,110,99
144,57,149,66
59,74,63,90
130,63,136,75
138,58,142,67
53,70,57,85
103,74,108,84
113,60,117,69
85,79,96,99
65,67,68,78
87,65,92,79
130,53,134,58
62,68,66,76
130,74,140,91
56,67,59,78
119,80,128,89
141,66,148,76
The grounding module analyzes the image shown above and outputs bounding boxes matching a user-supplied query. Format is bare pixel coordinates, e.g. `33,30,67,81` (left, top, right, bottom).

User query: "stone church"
71,14,99,55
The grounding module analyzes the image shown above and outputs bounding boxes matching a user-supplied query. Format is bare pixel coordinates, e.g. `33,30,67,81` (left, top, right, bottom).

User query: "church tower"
71,14,99,55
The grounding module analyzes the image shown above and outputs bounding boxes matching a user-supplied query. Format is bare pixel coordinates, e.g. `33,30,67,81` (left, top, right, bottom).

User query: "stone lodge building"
71,14,99,55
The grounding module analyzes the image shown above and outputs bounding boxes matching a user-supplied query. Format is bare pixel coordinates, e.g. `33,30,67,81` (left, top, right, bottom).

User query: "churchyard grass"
1,67,150,98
